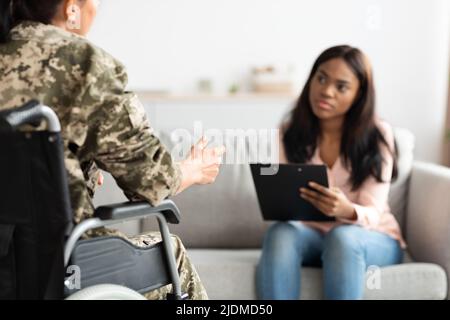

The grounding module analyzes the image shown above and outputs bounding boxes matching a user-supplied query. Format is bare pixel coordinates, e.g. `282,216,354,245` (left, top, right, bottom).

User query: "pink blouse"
280,120,406,248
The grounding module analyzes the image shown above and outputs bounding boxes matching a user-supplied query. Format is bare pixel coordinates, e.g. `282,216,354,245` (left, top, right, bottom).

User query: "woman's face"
308,58,360,121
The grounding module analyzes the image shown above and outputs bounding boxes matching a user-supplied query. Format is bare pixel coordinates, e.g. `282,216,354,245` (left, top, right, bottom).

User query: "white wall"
88,0,450,163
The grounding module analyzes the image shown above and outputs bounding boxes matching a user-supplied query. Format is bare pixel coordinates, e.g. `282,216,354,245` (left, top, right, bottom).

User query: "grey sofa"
98,128,450,299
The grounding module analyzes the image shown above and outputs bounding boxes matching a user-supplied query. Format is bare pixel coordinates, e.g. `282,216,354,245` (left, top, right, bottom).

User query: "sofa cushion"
152,164,270,248
188,249,447,300
146,129,270,248
388,128,415,231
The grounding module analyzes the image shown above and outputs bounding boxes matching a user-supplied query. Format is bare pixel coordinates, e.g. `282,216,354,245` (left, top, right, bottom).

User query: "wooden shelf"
135,91,297,102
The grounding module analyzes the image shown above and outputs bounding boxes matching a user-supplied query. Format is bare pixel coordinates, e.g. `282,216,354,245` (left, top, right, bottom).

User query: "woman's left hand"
300,182,357,220
97,172,104,186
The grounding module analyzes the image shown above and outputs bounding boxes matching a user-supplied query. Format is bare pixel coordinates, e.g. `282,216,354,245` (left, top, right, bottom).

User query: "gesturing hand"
176,136,226,194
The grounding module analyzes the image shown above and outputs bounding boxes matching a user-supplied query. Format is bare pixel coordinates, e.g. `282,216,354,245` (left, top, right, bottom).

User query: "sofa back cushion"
388,128,415,231
142,127,414,248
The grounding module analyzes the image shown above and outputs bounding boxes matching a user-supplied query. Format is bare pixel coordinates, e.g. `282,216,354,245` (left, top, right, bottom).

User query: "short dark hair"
0,0,64,43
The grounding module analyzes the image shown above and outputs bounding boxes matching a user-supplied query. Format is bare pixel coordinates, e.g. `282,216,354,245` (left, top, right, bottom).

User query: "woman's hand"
97,172,104,186
299,182,357,220
176,137,226,194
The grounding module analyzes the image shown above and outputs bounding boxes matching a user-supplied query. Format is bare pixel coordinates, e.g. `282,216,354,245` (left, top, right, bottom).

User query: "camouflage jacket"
0,21,182,224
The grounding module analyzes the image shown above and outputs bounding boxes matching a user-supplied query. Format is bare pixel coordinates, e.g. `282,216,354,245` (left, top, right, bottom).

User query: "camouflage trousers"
86,228,208,300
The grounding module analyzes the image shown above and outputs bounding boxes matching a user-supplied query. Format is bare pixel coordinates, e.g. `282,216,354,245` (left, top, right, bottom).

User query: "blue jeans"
256,222,403,300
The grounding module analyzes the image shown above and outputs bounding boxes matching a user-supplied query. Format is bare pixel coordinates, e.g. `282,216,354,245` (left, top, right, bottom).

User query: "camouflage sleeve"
78,53,182,205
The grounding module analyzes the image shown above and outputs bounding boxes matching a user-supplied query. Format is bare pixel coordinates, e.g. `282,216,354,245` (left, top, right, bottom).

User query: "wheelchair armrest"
94,199,181,224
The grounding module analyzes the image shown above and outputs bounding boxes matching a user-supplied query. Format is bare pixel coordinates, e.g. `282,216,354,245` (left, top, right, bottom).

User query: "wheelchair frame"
0,100,185,300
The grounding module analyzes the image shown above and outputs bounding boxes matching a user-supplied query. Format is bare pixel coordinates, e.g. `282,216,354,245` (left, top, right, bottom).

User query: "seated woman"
256,45,406,300
0,0,225,299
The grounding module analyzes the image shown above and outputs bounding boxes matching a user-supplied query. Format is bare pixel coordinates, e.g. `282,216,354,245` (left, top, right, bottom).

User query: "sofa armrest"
406,161,450,298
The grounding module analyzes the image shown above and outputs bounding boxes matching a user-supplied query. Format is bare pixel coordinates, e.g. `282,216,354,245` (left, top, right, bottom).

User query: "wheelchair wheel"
65,284,147,300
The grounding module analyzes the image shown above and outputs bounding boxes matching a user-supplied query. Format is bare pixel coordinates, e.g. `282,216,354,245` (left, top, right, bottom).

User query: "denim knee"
263,222,298,251
322,225,364,259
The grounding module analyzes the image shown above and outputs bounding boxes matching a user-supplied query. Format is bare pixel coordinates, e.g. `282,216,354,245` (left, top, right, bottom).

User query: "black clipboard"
250,163,335,222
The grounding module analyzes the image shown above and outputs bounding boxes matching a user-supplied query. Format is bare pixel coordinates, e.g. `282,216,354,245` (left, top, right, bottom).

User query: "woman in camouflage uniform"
0,0,225,300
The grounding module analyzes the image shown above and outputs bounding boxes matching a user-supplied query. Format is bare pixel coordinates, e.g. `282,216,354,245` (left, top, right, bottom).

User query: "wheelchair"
0,100,186,300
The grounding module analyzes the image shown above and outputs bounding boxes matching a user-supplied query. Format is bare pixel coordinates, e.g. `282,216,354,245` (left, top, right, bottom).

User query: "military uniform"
0,21,207,300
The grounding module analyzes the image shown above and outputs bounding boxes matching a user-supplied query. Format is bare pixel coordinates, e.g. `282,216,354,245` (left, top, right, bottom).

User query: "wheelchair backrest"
0,100,72,299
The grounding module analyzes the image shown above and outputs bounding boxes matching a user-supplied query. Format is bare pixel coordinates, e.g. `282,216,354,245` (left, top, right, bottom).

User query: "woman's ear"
62,0,73,19
65,0,81,30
